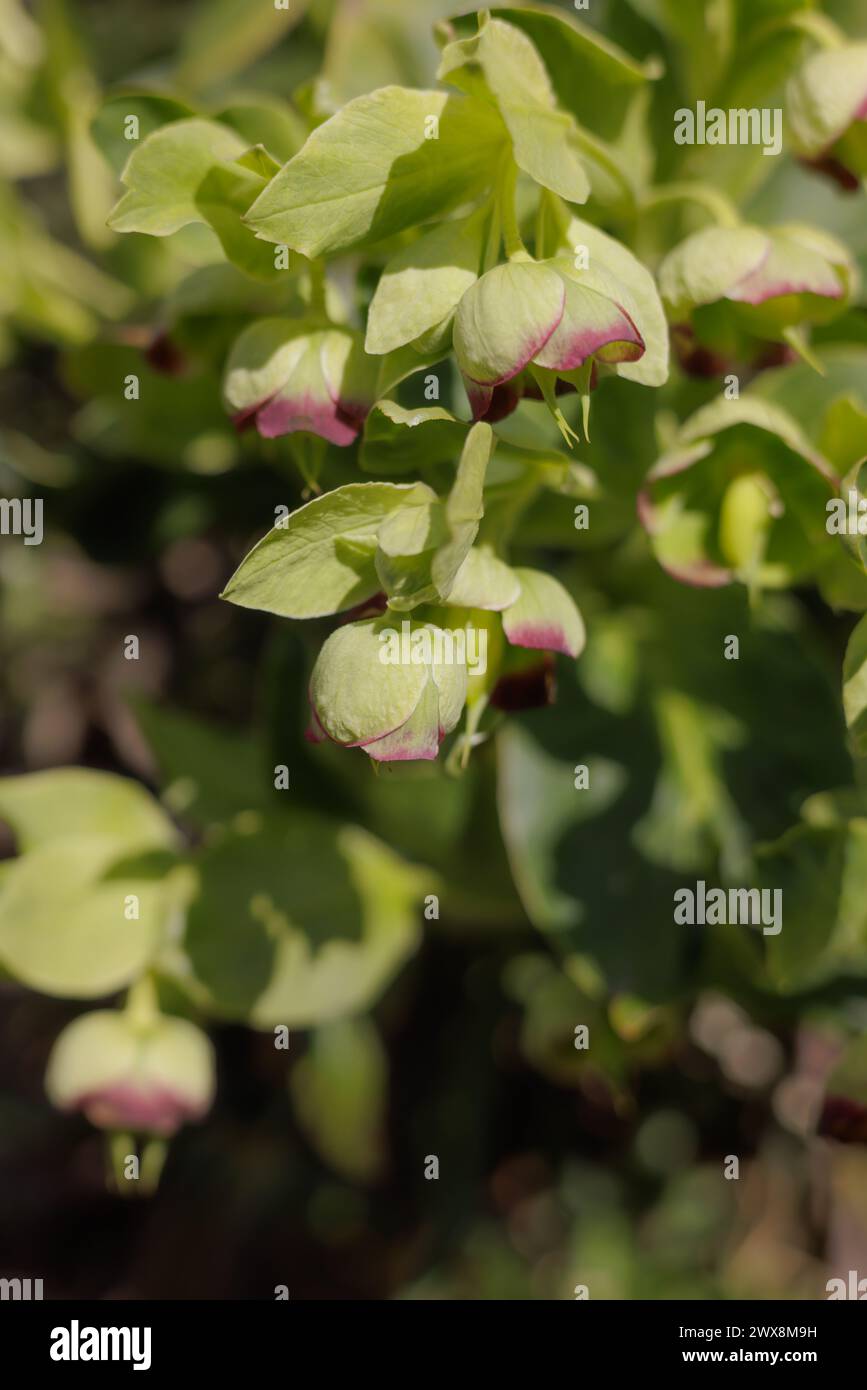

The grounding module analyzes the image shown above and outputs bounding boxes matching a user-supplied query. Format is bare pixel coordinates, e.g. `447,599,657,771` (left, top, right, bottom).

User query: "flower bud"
309,616,468,761
46,1010,215,1137
787,42,867,188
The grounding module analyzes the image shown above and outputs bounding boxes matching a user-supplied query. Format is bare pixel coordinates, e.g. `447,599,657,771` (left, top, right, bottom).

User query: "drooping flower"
452,257,645,439
224,320,378,446
308,617,468,762
46,1010,215,1137
658,224,856,368
308,563,585,760
787,42,867,189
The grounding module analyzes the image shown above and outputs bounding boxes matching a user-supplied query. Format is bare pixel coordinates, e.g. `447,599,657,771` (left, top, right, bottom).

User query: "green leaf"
214,98,307,164
0,769,176,854
359,401,468,475
244,87,506,257
106,118,284,280
133,700,273,826
0,837,174,998
90,92,195,177
761,821,867,992
642,397,837,589
444,547,521,610
183,818,427,1026
221,481,436,619
497,723,627,933
174,0,303,91
483,6,660,131
438,17,590,203
433,420,494,594
107,118,248,236
365,210,485,355
290,1016,388,1183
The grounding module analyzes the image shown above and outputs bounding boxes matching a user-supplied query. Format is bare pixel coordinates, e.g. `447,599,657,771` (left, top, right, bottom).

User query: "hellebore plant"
6,0,867,1200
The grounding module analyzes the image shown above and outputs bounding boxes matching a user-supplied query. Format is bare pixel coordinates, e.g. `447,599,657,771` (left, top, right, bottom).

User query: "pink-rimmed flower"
224,320,378,446
46,1010,215,1138
659,224,856,367
453,257,645,434
307,566,584,761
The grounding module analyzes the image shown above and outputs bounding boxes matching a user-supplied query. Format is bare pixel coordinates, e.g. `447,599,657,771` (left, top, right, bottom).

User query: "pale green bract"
438,17,590,204
365,210,486,356
244,87,507,257
221,481,437,619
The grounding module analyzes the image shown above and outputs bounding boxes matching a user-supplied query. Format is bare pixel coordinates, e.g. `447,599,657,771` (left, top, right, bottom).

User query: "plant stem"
752,9,844,51
498,158,527,259
125,974,159,1031
308,257,327,315
641,182,742,229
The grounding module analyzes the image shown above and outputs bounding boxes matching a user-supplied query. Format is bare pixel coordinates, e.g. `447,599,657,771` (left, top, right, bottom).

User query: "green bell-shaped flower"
309,616,468,762
46,1009,215,1137
659,223,856,369
787,42,867,188
453,256,645,436
224,319,378,445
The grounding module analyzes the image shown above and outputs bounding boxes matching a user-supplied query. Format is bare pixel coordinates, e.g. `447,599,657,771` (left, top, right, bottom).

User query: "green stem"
751,9,844,51
307,257,327,316
641,182,741,228
498,157,527,260
125,974,159,1031
482,195,502,274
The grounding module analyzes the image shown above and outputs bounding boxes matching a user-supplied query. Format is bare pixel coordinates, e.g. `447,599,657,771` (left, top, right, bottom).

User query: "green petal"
364,678,441,762
454,260,564,387
558,218,669,386
787,43,867,158
533,273,643,371
309,618,429,747
658,226,769,320
502,568,585,658
727,228,846,313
